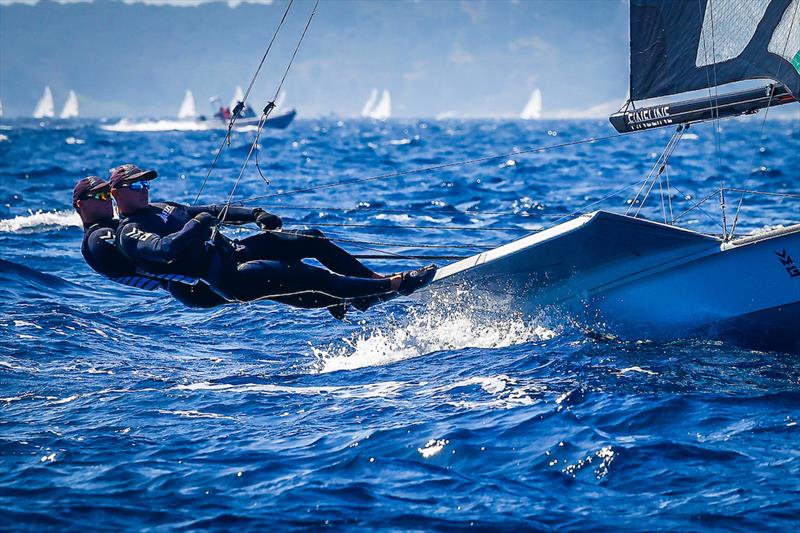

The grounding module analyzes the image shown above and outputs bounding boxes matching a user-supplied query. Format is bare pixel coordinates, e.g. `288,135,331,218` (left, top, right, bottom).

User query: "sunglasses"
83,191,111,201
119,180,150,191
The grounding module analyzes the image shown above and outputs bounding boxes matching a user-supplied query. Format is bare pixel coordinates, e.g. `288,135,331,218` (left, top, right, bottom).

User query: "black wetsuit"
81,219,229,308
115,203,393,306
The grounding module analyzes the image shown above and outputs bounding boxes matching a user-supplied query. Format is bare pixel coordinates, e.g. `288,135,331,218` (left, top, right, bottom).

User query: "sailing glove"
254,209,283,231
193,212,219,229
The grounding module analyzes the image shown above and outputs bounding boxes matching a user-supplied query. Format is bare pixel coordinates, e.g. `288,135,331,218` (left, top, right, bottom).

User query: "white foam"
374,213,439,223
418,438,449,458
425,374,541,409
0,209,80,233
312,300,557,374
173,380,406,399
101,119,213,132
156,409,233,420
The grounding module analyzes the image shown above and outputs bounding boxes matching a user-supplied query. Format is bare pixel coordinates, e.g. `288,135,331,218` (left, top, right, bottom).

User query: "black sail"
611,0,799,133
630,0,800,101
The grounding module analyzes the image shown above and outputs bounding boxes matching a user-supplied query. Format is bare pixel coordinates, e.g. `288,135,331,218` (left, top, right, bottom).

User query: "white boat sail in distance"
361,88,378,117
33,86,55,118
177,90,197,120
362,88,392,120
427,0,800,352
59,90,79,119
520,89,542,119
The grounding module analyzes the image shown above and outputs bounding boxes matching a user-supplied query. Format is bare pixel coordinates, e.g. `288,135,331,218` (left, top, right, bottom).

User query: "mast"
611,0,800,133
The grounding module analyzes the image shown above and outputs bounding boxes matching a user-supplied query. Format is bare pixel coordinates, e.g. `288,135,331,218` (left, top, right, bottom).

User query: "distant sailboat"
33,86,55,119
60,90,79,119
363,88,391,120
177,90,197,120
520,89,542,119
361,88,379,117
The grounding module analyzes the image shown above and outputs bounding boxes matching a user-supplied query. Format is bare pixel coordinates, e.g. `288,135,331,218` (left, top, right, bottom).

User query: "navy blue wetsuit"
81,219,229,308
115,203,393,305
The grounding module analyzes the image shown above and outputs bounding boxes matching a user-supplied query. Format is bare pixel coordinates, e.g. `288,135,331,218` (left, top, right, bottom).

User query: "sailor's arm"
185,204,282,230
117,217,214,264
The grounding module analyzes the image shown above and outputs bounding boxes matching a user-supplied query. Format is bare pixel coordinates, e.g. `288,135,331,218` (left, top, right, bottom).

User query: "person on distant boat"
73,176,229,308
108,164,436,318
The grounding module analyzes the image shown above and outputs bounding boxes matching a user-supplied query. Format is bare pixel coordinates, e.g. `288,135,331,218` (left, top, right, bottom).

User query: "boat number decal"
775,249,800,278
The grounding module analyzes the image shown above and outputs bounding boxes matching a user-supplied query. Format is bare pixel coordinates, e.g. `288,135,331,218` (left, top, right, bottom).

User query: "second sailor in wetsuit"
109,163,436,315
73,175,229,308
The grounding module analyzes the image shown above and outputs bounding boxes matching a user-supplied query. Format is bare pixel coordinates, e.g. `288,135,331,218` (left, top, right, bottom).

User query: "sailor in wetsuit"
73,176,229,308
109,164,436,317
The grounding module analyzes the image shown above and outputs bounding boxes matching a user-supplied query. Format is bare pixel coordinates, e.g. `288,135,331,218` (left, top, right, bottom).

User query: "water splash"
311,299,557,373
0,209,80,233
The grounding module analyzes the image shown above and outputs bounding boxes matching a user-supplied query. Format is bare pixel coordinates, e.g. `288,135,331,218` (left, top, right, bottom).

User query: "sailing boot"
397,264,437,296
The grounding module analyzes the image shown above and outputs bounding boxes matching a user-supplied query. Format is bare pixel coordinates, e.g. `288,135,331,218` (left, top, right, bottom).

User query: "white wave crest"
101,119,212,132
0,209,80,233
311,298,557,374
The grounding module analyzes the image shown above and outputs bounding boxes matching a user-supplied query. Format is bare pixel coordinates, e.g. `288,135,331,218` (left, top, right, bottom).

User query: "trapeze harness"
81,220,229,308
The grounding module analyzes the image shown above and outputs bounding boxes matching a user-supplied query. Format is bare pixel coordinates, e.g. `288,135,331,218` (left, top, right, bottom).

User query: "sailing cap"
72,176,110,206
108,164,158,189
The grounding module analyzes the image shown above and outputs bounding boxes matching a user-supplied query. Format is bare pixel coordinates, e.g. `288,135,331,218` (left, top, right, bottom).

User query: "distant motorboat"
520,89,542,120
177,90,197,120
33,86,55,119
209,88,296,129
60,90,79,119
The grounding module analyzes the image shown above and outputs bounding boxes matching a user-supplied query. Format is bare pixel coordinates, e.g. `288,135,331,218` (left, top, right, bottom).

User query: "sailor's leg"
234,260,393,300
236,229,378,278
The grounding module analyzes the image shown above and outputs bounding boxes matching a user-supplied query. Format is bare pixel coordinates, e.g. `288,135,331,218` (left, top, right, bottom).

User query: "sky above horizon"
0,0,634,119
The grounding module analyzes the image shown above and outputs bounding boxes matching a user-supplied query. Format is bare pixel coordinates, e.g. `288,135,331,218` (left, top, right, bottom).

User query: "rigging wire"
193,0,295,205
216,0,319,229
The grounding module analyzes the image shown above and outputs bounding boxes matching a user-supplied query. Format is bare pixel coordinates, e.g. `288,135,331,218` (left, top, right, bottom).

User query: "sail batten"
629,0,800,102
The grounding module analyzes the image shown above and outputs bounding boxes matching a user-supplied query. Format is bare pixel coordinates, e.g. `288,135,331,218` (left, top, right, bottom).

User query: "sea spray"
0,209,81,233
311,293,558,373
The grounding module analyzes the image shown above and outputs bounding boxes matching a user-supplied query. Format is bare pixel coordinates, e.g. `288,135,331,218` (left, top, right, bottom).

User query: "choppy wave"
0,209,80,233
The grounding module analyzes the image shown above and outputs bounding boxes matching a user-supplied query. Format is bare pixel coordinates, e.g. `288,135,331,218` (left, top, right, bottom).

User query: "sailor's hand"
255,211,282,231
193,212,219,228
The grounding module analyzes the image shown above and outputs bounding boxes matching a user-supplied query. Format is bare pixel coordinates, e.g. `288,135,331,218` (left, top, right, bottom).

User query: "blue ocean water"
0,116,799,530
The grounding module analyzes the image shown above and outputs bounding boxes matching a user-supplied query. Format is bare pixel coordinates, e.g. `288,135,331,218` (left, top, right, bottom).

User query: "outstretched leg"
235,229,378,278
229,260,393,302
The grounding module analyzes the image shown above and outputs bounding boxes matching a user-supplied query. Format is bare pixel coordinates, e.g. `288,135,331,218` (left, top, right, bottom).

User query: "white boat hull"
429,211,800,352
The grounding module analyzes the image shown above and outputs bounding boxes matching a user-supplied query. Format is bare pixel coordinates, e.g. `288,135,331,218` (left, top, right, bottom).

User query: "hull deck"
429,211,800,352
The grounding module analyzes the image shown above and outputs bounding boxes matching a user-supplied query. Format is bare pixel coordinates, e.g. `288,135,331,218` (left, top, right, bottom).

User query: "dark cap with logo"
108,164,158,189
72,176,110,207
